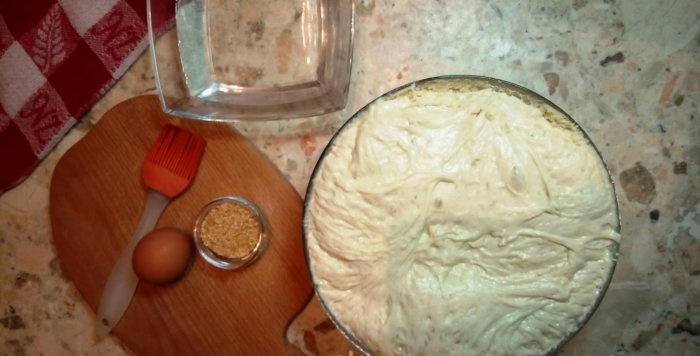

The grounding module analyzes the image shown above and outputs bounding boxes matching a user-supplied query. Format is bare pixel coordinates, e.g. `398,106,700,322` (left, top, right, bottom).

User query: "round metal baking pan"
302,75,621,356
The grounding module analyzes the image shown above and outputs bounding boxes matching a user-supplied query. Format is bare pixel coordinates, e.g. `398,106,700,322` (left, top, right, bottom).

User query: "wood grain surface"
49,95,312,355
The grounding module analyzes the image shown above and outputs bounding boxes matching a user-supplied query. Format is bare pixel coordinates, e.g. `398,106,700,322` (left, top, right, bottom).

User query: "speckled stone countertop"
2,0,699,355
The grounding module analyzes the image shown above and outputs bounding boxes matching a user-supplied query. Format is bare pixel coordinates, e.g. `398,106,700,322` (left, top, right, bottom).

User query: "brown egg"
132,227,193,284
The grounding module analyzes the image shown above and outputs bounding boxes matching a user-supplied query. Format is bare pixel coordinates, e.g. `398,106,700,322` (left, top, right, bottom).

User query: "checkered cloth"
0,0,174,193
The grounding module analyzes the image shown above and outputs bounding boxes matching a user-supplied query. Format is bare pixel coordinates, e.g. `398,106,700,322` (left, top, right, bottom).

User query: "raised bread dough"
306,82,620,356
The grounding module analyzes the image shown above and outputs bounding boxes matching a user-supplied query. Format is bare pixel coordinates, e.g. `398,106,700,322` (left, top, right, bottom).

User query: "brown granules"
200,203,261,259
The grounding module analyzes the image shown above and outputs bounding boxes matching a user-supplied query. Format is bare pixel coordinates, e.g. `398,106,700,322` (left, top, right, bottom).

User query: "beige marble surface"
2,0,699,355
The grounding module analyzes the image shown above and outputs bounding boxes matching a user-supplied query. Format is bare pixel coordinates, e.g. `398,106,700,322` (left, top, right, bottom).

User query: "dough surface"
306,80,620,356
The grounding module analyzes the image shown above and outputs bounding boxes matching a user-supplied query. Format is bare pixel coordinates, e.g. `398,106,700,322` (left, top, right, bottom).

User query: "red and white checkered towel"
0,0,174,193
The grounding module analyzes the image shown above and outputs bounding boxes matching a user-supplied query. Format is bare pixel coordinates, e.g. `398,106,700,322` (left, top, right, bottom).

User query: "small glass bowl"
146,0,354,121
193,196,268,270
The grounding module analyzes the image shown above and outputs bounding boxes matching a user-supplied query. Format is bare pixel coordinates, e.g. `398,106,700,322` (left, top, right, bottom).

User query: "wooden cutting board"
49,95,312,355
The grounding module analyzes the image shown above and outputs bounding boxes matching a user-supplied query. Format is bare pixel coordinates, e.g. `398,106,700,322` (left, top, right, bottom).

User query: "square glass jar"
147,0,354,121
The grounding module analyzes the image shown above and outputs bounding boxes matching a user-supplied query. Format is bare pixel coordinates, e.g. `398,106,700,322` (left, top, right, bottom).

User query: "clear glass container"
194,196,268,270
147,0,354,121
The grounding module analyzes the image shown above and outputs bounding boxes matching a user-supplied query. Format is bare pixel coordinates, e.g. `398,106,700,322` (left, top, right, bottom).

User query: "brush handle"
96,189,171,336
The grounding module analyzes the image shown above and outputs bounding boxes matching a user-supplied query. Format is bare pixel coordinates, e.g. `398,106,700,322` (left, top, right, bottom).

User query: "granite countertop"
2,0,699,355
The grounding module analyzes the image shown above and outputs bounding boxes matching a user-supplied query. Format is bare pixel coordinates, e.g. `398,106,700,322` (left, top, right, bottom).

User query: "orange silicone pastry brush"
97,124,205,336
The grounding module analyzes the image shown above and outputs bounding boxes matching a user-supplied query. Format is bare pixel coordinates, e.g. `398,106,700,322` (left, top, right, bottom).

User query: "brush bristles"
147,125,205,179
